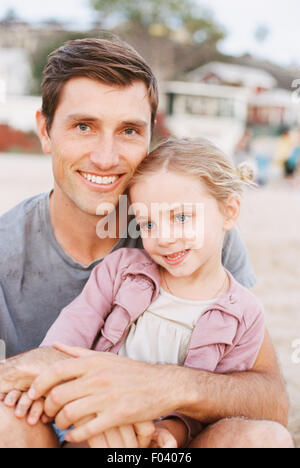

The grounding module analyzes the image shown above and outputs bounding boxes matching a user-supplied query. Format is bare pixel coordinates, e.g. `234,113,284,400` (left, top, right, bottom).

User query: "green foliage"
90,0,225,44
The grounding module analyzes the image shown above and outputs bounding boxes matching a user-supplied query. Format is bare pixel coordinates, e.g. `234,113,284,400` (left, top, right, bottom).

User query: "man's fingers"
65,413,120,444
44,379,96,420
28,358,92,400
52,343,96,358
54,395,101,430
134,421,156,448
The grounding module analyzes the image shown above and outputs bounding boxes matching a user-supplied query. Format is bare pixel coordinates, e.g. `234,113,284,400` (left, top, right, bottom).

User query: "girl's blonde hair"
129,137,254,204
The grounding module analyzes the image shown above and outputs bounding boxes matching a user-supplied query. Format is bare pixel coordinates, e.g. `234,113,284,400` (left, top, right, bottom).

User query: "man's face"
38,77,152,215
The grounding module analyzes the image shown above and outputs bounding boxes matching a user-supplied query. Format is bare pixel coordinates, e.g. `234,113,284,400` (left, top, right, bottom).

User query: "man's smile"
78,171,126,190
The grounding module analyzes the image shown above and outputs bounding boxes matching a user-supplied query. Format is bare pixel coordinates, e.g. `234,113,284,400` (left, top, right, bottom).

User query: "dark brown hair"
41,36,159,133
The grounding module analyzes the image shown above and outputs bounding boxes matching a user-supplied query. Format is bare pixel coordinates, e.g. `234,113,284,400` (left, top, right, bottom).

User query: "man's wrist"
160,365,204,414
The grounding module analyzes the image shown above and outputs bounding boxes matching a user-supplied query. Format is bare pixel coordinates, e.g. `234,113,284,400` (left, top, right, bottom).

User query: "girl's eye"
140,221,156,231
175,214,190,223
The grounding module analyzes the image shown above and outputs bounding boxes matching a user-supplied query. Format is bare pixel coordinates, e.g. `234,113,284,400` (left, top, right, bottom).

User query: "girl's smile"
162,249,191,266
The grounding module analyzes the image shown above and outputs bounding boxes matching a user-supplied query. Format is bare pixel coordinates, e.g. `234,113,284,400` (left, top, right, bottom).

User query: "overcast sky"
1,0,300,67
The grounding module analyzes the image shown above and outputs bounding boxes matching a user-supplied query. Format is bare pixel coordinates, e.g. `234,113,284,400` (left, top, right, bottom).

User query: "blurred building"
187,61,277,92
0,48,32,95
160,80,249,156
0,45,38,132
160,61,300,156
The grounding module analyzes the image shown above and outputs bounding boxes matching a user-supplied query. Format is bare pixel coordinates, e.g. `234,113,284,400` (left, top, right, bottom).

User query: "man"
0,37,293,448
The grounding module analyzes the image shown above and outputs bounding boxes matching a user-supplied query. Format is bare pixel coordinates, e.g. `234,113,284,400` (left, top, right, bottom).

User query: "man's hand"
28,343,182,444
0,347,71,394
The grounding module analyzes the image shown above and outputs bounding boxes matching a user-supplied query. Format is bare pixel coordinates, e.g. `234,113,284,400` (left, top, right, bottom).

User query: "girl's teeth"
167,250,188,260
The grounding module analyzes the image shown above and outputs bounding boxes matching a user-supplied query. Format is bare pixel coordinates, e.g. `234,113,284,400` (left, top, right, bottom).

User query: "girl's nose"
157,235,177,248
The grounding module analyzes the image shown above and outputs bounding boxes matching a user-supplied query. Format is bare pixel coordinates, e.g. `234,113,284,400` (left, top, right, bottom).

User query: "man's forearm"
170,366,289,427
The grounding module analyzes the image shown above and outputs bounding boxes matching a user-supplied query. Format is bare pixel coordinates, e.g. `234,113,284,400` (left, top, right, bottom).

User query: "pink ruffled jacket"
41,248,265,444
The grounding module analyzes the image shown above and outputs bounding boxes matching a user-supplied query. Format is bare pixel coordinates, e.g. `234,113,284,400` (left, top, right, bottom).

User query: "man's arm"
27,331,289,444
176,330,289,426
222,228,257,289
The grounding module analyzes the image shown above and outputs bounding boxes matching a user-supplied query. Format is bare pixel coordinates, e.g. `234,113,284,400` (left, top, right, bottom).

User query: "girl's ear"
222,195,241,231
36,109,51,155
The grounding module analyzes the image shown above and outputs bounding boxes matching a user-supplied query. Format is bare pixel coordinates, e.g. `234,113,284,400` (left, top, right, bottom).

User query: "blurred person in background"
275,127,294,176
283,128,300,183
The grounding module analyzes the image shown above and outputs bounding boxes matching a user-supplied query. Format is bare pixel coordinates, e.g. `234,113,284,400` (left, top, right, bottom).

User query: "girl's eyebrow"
135,215,149,222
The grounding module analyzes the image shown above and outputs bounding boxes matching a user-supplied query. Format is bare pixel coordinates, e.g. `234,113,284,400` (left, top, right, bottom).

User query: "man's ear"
222,195,241,231
36,109,51,155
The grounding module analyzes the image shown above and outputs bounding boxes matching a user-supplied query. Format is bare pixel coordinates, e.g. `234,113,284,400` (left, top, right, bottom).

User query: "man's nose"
89,136,120,171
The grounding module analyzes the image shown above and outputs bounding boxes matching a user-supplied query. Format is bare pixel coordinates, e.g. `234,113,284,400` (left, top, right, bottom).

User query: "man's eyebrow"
119,119,149,129
66,113,99,122
65,115,149,128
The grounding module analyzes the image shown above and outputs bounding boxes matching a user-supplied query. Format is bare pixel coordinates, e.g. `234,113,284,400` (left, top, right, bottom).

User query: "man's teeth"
82,173,120,185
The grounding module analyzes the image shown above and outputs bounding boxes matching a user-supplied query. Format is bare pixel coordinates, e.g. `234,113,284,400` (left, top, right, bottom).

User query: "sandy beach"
0,153,299,447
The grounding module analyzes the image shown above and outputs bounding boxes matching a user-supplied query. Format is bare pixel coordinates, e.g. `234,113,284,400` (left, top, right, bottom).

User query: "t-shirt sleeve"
40,258,114,349
222,228,256,289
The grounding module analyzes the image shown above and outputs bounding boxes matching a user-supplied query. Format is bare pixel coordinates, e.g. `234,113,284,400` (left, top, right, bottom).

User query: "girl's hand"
83,421,156,448
1,390,45,426
150,419,188,448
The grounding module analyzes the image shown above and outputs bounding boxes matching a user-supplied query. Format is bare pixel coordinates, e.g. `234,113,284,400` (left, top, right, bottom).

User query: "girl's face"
130,170,239,278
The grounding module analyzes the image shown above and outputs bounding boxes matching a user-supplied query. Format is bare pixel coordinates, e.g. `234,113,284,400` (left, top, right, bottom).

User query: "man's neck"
49,189,123,266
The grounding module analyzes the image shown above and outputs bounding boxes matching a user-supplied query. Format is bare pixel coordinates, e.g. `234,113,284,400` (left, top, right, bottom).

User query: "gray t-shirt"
0,192,256,358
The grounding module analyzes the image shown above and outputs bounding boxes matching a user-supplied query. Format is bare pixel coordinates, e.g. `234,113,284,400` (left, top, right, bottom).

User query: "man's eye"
77,123,90,132
124,128,136,136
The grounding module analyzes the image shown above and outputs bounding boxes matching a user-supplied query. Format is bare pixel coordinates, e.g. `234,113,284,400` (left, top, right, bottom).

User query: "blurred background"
0,0,299,446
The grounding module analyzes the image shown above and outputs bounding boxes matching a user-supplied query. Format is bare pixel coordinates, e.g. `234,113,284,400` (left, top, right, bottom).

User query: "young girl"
4,138,264,448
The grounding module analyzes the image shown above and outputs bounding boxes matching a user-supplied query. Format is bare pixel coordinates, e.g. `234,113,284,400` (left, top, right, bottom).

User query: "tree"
1,8,20,24
90,0,225,45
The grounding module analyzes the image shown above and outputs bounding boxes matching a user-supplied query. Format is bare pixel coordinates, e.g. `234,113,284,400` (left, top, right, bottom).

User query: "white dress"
118,288,216,366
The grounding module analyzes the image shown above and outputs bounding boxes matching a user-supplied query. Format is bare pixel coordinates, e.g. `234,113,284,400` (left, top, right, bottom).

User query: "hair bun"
236,162,255,184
